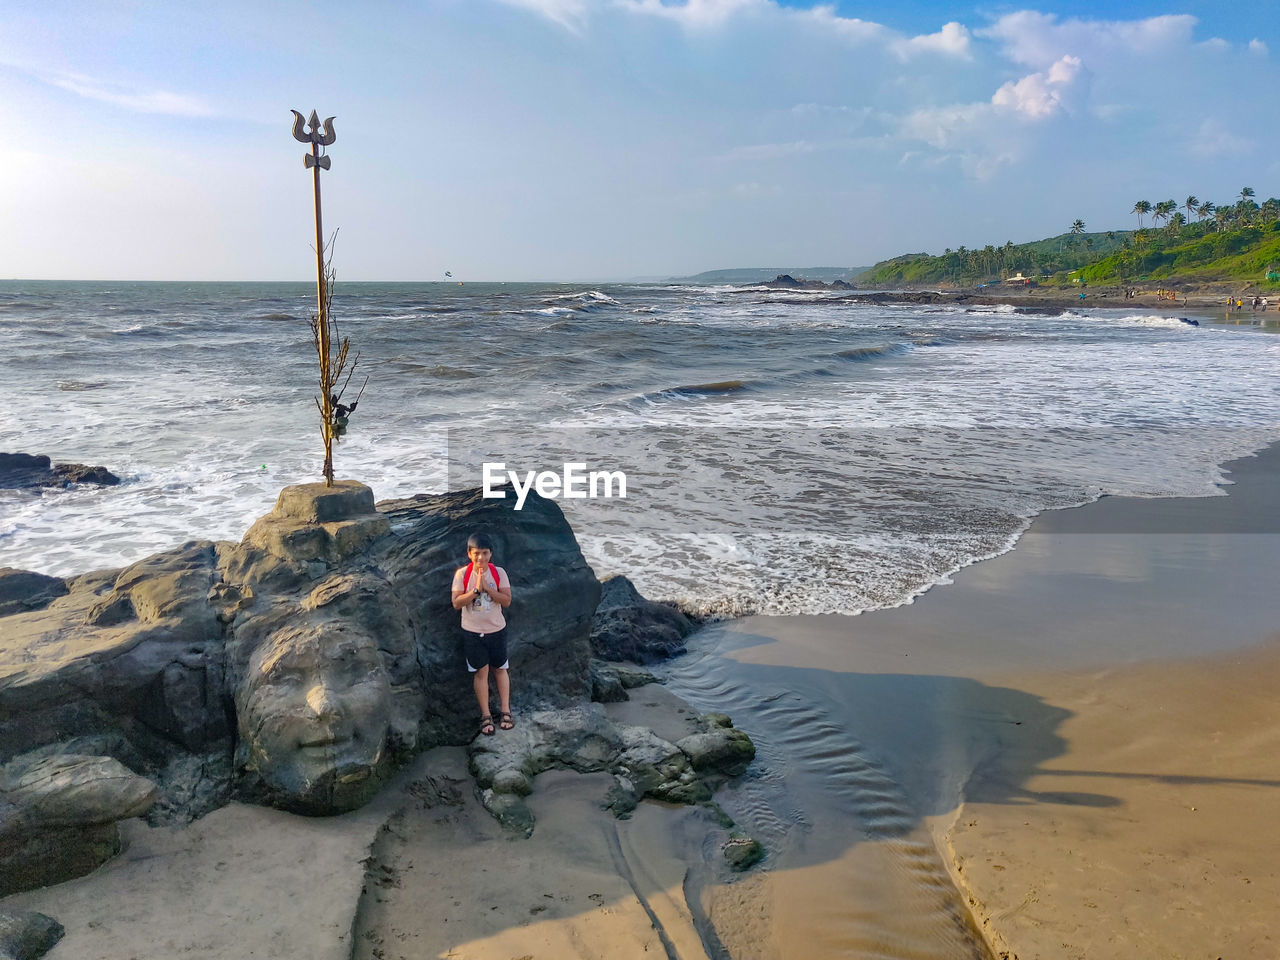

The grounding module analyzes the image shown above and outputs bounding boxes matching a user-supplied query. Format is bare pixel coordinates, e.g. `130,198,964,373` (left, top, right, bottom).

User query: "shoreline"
672,440,1280,958
741,282,1280,318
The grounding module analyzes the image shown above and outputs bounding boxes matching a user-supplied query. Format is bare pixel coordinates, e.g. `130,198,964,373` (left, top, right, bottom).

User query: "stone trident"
291,109,341,486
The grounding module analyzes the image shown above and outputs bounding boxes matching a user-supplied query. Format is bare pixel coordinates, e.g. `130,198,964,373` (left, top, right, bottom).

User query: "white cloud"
900,102,987,151
981,11,1197,68
800,7,888,44
611,0,969,58
894,22,971,60
1189,118,1254,157
494,0,590,32
800,7,969,58
46,73,213,116
1249,38,1268,55
898,54,1083,177
991,54,1082,119
614,0,765,29
0,58,213,116
725,140,819,160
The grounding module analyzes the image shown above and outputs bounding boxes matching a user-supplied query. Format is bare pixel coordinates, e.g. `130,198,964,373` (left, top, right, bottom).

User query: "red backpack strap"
464,563,501,590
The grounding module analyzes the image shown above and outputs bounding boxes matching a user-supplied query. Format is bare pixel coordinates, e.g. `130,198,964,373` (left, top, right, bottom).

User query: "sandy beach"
4,445,1279,959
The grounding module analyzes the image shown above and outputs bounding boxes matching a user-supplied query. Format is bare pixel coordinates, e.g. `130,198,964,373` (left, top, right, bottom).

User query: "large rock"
377,488,600,744
0,480,691,889
0,571,67,618
0,753,156,896
0,541,228,763
0,453,119,490
590,575,695,663
675,714,756,777
0,482,599,829
0,911,64,960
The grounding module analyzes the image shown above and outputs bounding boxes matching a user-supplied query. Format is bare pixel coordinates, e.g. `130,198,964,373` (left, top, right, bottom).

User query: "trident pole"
311,137,329,481
291,109,338,485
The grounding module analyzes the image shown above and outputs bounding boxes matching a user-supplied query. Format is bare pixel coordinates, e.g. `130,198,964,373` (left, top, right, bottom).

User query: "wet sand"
5,445,1279,959
664,442,1280,959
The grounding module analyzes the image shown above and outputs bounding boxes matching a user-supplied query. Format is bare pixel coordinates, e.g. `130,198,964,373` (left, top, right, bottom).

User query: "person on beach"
451,532,514,736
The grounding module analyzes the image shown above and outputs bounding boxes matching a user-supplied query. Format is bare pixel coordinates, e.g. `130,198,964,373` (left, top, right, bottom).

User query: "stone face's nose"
306,682,339,718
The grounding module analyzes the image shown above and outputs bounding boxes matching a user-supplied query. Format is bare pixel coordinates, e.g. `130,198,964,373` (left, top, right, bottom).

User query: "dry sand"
5,445,1279,959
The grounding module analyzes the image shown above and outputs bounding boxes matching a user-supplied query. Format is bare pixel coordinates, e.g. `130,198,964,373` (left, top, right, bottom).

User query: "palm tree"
1168,212,1186,236
1071,219,1085,235
1185,195,1199,221
1240,186,1255,205
1197,201,1214,222
1262,199,1280,224
1132,200,1152,229
1153,199,1177,228
1215,207,1231,232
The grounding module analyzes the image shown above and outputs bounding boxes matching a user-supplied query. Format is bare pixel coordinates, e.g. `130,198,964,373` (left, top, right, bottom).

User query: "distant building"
1003,273,1031,285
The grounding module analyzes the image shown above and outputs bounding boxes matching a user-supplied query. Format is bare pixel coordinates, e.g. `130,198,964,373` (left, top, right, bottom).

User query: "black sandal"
480,716,495,737
499,712,515,731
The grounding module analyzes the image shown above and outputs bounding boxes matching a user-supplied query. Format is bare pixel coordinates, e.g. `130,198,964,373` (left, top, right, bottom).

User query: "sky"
2,0,1278,281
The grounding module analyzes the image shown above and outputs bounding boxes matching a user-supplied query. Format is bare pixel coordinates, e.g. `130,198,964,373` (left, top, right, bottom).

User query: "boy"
451,533,514,736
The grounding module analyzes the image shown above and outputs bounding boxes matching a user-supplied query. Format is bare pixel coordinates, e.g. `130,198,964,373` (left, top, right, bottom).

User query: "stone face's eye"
263,665,304,686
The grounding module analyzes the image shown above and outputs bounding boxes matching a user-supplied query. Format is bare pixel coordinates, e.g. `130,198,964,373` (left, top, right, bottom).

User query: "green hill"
856,231,1133,287
1078,222,1280,285
858,188,1280,289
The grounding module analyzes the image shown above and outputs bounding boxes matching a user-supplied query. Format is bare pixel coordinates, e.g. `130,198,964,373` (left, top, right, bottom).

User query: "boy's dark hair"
467,532,494,551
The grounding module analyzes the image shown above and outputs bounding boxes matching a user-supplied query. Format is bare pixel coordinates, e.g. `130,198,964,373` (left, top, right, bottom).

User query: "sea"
4,280,1280,617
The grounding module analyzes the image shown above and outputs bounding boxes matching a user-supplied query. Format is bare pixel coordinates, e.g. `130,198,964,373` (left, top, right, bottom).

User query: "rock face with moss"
466,705,755,834
0,480,759,894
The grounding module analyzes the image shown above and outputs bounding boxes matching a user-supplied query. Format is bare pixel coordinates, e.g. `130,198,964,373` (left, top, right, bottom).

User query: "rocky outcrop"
467,705,755,833
0,753,157,896
0,910,65,960
0,541,229,766
760,275,854,291
0,481,600,828
674,713,755,776
589,660,660,703
0,453,120,490
590,575,695,663
376,488,599,743
0,571,67,618
0,479,754,893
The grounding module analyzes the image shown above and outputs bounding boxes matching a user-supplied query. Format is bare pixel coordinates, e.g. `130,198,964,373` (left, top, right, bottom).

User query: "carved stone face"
238,623,392,813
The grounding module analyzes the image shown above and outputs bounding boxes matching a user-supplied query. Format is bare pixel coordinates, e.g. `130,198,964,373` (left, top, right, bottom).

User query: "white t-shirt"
452,563,508,634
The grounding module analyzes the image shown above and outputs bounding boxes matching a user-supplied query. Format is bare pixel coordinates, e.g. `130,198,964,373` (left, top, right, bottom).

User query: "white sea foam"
3,282,1279,616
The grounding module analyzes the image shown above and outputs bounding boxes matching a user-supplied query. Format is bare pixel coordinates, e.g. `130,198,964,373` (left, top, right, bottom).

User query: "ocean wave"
542,290,620,310
1070,312,1203,330
834,344,912,362
629,379,757,406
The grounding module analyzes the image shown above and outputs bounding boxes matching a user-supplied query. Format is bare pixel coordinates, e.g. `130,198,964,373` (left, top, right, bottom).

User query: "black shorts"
463,627,509,672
